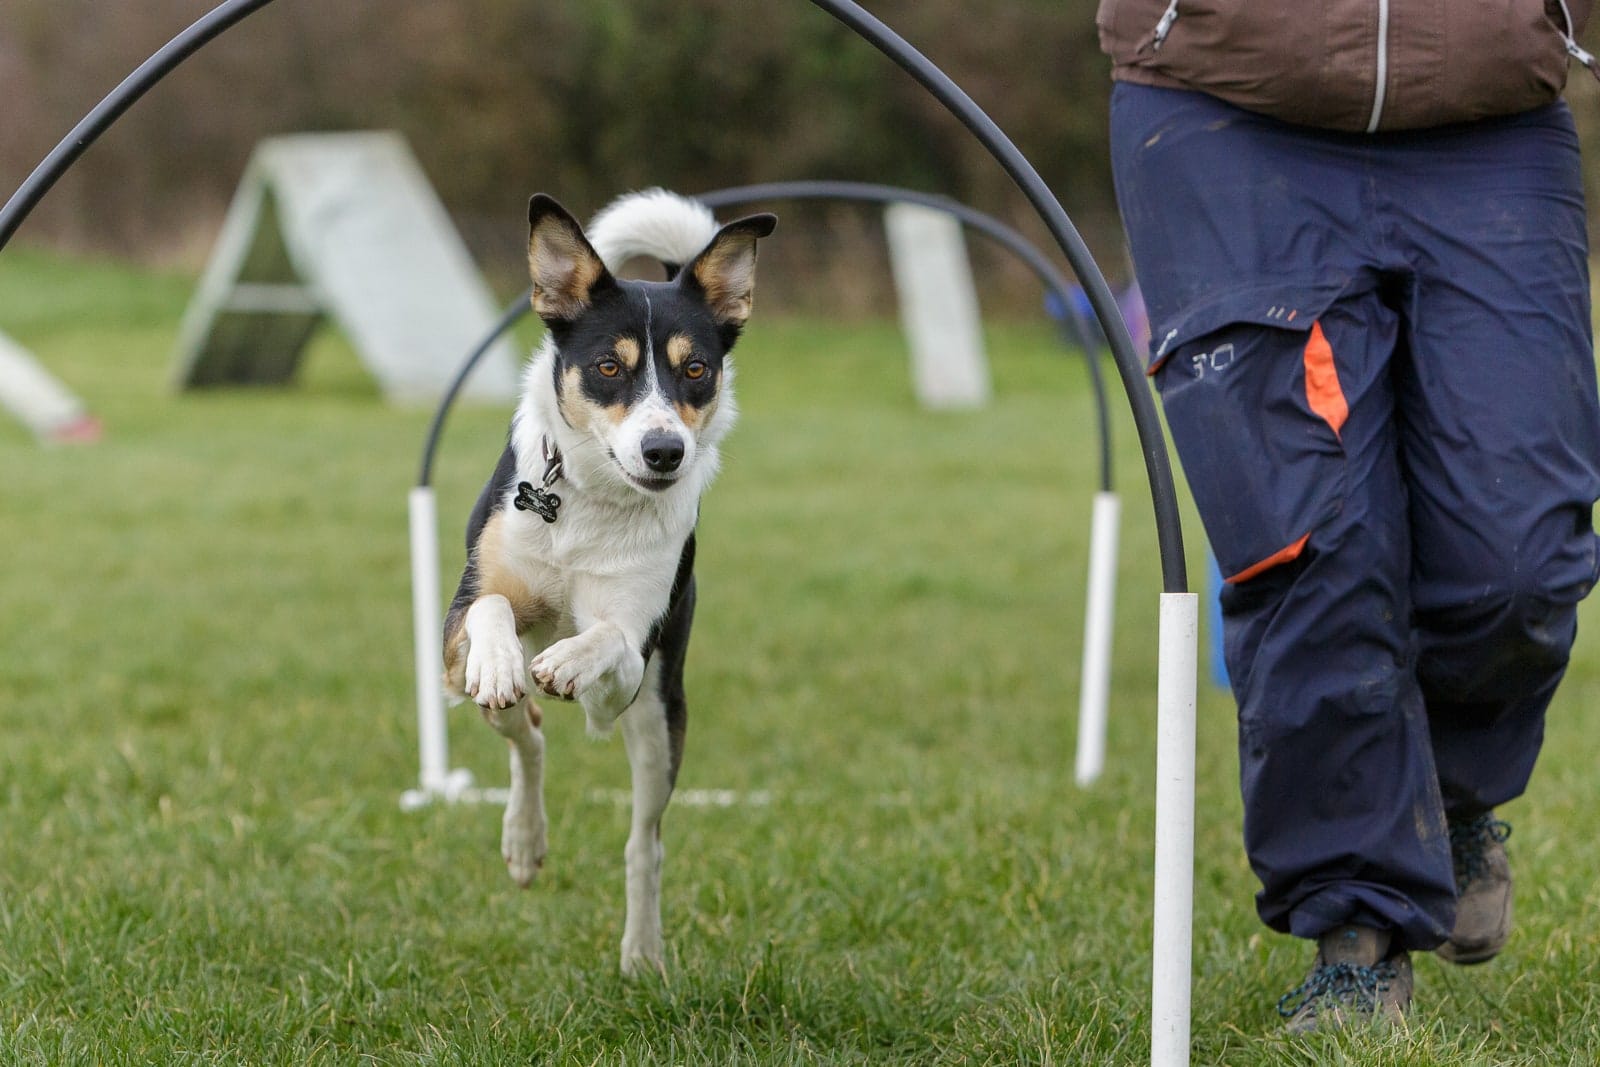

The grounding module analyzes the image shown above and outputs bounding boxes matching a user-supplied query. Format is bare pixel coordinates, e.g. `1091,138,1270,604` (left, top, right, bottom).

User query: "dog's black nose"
641,431,685,473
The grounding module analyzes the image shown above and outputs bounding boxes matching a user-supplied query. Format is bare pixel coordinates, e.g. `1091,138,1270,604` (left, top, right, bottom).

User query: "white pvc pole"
408,486,450,793
1151,592,1198,1067
1075,490,1121,786
0,329,90,438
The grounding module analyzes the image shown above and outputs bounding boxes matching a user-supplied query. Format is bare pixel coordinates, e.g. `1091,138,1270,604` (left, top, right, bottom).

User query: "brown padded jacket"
1097,0,1596,132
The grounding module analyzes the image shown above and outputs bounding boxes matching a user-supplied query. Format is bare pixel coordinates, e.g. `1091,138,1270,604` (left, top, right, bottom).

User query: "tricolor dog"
443,190,775,977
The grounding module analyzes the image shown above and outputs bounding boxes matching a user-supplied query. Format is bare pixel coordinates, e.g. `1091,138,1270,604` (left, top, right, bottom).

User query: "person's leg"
1384,104,1600,964
1388,103,1600,816
1171,294,1455,951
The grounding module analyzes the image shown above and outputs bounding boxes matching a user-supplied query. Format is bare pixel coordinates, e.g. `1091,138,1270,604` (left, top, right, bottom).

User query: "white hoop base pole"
404,486,480,810
1075,490,1121,786
399,777,505,812
1151,592,1198,1066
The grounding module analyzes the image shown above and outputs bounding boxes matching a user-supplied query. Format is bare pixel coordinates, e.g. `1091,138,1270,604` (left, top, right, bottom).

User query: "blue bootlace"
1448,814,1511,889
1276,959,1400,1020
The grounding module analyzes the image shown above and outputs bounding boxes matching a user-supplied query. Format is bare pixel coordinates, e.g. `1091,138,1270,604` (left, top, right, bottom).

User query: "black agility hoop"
0,0,277,252
0,4,1199,1062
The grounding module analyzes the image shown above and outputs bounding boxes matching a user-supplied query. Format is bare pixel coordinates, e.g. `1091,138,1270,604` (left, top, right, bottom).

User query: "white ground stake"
401,486,478,810
0,328,94,440
1151,592,1199,1067
1075,490,1121,786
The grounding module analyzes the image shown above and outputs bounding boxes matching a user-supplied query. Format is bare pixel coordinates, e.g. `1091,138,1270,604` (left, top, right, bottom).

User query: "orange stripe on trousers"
1304,320,1347,437
1227,533,1311,584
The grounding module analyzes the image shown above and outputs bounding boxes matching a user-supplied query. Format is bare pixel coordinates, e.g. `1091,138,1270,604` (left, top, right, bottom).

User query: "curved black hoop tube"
416,180,1119,495
0,0,1186,593
0,0,277,250
415,295,530,488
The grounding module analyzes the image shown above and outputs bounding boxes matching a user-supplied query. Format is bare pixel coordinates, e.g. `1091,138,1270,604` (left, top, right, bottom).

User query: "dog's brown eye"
684,360,708,381
597,359,621,378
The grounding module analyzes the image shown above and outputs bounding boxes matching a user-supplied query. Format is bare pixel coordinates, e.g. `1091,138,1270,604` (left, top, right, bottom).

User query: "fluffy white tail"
585,189,718,275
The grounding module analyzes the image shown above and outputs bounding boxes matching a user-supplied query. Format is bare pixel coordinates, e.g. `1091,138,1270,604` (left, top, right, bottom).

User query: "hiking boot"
1437,813,1513,965
1278,925,1412,1034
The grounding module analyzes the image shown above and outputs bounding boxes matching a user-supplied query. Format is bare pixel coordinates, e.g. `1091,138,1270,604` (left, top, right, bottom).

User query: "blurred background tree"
1,0,1596,315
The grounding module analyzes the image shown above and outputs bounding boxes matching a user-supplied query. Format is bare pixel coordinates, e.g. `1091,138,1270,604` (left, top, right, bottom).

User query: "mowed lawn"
2,248,1600,1065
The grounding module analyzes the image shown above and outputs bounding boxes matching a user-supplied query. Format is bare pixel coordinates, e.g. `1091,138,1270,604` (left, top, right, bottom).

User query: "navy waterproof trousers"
1111,84,1600,950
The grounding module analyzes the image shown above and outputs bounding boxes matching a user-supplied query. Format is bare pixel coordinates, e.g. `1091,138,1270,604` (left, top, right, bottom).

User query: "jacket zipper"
1556,0,1600,83
1146,0,1179,53
1364,0,1391,132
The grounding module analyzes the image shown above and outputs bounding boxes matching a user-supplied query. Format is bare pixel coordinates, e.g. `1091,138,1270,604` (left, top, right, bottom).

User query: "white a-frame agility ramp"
171,131,520,404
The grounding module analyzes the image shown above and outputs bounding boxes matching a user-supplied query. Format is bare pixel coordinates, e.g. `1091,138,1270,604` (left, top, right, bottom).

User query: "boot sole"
1435,940,1503,966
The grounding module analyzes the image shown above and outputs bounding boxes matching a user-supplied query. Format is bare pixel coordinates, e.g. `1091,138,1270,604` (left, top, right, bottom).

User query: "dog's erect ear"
680,213,778,334
527,194,616,325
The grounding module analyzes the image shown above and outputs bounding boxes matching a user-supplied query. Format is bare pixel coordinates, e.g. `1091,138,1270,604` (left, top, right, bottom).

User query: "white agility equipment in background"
1075,490,1121,786
883,202,992,410
0,328,93,440
172,131,520,404
400,486,484,811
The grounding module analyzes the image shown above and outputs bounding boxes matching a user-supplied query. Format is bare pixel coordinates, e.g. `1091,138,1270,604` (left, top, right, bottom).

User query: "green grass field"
3,249,1600,1065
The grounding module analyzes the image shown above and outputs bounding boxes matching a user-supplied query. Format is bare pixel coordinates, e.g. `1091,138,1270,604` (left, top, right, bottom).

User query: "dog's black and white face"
526,195,775,496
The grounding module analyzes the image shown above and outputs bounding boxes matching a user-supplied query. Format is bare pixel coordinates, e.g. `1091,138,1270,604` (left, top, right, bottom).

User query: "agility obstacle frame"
0,4,1198,1062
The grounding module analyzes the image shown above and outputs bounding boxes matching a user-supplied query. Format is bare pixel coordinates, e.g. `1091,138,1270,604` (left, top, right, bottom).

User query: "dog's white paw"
530,626,637,703
619,935,666,980
502,802,547,888
465,634,526,710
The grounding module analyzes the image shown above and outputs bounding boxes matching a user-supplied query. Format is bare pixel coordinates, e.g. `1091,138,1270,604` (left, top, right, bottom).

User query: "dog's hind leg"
484,697,548,887
618,656,676,978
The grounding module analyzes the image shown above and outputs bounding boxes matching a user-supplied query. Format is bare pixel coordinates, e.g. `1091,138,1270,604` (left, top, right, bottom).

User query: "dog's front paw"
465,635,526,710
530,626,637,702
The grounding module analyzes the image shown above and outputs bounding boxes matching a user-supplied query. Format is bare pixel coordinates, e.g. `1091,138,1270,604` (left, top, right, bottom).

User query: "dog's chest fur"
474,480,691,642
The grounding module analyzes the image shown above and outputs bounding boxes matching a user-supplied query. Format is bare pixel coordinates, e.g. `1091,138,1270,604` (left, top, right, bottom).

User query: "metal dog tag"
514,481,561,523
